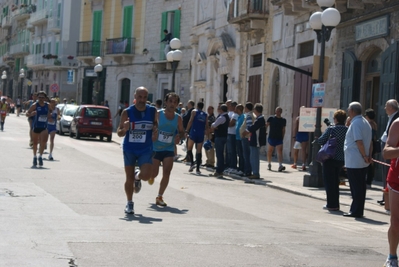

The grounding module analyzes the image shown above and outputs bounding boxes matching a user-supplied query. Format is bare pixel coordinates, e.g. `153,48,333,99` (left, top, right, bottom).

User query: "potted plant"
54,59,61,66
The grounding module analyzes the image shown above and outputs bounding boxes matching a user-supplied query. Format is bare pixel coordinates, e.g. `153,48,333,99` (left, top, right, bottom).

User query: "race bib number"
158,130,173,143
38,115,48,122
129,131,146,143
48,120,56,125
132,122,153,131
0,110,6,115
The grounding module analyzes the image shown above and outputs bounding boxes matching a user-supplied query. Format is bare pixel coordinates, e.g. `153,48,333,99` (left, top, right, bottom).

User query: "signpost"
311,83,325,107
50,83,59,93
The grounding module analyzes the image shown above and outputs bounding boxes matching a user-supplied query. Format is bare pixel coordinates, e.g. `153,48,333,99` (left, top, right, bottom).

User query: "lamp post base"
303,171,324,187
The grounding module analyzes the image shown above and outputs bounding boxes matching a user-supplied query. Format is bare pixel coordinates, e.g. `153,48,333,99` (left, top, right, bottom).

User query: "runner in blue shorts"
185,102,209,174
266,107,287,172
118,87,157,214
291,113,309,171
47,98,59,161
149,93,184,206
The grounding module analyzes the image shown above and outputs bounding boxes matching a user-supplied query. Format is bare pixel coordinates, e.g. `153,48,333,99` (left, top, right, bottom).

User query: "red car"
70,105,113,142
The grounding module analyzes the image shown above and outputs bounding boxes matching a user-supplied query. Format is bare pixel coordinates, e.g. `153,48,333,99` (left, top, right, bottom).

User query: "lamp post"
1,71,7,96
304,0,341,187
166,38,182,92
94,56,103,105
19,69,25,99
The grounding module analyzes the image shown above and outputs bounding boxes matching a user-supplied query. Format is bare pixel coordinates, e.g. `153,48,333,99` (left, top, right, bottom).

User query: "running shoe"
196,170,201,175
156,196,167,207
278,165,285,172
268,163,272,170
291,164,297,169
124,202,134,214
188,164,195,172
48,156,54,161
33,157,37,167
148,178,154,185
38,157,43,167
384,258,398,267
134,169,142,194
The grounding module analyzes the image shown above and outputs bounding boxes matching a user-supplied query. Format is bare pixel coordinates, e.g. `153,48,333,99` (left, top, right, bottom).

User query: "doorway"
121,78,130,104
222,74,228,102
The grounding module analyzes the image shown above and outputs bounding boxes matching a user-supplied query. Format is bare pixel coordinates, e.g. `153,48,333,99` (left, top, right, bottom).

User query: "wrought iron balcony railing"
76,41,104,57
105,37,135,55
227,0,269,23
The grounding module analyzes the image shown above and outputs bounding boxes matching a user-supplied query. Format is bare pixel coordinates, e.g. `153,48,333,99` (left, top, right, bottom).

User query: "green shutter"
122,6,133,38
92,10,102,56
160,12,168,60
55,42,59,55
173,10,181,39
48,42,51,54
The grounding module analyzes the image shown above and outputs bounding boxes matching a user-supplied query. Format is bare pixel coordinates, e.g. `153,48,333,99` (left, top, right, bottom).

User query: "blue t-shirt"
123,104,156,154
153,110,178,152
33,102,49,129
190,109,207,136
235,114,244,140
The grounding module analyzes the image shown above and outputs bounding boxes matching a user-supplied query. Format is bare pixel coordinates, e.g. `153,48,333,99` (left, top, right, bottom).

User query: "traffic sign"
311,83,325,107
26,79,32,86
50,83,59,93
298,107,337,133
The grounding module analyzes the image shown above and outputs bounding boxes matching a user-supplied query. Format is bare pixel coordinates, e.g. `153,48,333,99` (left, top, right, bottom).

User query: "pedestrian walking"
267,107,287,172
343,102,372,218
117,87,157,214
26,91,51,167
149,93,184,206
382,116,399,267
318,109,348,211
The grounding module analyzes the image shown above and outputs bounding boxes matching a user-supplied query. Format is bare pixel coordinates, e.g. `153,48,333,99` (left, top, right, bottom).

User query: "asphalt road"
0,114,391,267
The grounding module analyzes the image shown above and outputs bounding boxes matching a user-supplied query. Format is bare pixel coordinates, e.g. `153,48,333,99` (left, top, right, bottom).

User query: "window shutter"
122,5,133,38
173,10,181,39
55,42,59,55
160,12,168,60
92,11,102,41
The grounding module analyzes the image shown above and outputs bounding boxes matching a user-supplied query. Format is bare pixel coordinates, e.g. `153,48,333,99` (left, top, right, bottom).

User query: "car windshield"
85,107,109,118
64,106,78,116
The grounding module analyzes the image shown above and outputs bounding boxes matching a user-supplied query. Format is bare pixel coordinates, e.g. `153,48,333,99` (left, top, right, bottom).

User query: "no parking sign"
50,83,59,93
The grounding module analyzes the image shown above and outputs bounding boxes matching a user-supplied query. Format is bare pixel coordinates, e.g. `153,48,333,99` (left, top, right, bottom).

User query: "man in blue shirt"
343,102,372,218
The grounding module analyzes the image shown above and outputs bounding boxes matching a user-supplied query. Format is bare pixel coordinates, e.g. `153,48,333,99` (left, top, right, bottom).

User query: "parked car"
57,104,78,135
69,105,113,142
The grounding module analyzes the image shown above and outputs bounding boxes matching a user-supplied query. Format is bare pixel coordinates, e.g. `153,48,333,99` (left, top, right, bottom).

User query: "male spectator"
185,102,208,174
205,105,216,168
292,108,309,171
63,98,68,105
382,115,399,267
210,104,229,177
240,102,255,177
155,99,163,110
235,104,245,175
160,29,173,58
267,107,286,172
343,102,372,218
245,103,267,179
379,99,399,205
226,100,238,172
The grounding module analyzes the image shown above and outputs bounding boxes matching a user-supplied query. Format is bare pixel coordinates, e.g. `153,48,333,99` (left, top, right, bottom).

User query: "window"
298,40,314,59
251,53,262,68
122,5,133,38
159,10,181,60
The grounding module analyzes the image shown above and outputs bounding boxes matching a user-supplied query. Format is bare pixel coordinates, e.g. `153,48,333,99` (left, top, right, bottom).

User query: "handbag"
373,139,381,154
316,128,337,163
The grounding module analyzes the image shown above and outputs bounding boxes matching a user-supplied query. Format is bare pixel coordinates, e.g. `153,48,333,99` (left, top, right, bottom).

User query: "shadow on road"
119,214,163,224
148,204,189,214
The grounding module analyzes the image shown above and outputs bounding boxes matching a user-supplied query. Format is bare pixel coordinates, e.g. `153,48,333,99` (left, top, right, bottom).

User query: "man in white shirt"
226,100,238,172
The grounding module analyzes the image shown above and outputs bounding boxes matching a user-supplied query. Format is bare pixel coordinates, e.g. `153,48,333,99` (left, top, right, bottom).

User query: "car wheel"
107,134,112,142
59,126,64,135
76,129,81,139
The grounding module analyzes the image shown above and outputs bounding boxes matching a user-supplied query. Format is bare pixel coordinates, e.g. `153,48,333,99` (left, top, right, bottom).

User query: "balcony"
26,54,45,68
77,41,103,58
2,54,15,64
11,6,31,21
227,0,269,27
10,42,29,56
1,16,12,29
47,16,61,33
105,37,135,63
28,9,48,26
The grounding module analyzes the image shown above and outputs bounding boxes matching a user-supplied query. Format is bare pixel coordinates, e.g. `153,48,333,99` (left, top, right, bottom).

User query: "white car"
56,104,78,135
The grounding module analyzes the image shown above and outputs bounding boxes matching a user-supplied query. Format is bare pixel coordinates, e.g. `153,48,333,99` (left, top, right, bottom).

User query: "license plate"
90,121,102,125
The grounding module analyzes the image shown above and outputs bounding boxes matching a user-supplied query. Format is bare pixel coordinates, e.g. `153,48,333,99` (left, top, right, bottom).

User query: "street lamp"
166,38,182,92
19,69,25,99
1,71,7,96
304,0,341,187
94,56,103,105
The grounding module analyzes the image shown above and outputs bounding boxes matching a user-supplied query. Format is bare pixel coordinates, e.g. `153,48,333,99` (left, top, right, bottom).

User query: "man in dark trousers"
182,100,195,162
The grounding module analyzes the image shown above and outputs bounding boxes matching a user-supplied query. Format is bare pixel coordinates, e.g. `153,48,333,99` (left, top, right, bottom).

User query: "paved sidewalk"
112,133,389,217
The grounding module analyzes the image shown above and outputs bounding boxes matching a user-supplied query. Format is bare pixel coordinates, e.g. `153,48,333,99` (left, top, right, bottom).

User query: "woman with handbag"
318,109,348,211
364,109,378,188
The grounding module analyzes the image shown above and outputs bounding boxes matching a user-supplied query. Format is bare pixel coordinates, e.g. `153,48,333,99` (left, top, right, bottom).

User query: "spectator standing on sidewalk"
318,109,348,211
245,103,267,179
267,107,286,172
117,87,157,215
210,104,229,177
292,108,309,171
382,116,399,267
235,104,245,175
0,98,8,131
240,102,255,177
379,99,399,205
205,105,216,168
185,102,208,174
343,102,372,218
364,108,378,188
182,100,194,162
226,100,238,172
